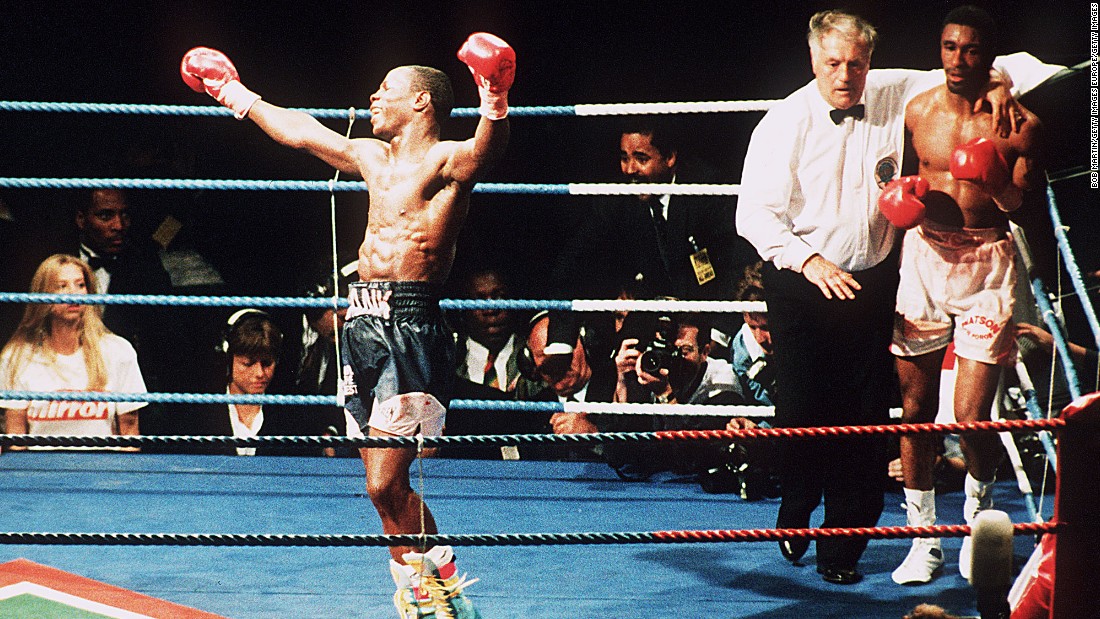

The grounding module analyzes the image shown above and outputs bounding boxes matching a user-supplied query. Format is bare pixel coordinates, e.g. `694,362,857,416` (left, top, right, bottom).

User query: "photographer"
611,311,748,481
615,312,742,408
524,311,636,462
701,263,782,499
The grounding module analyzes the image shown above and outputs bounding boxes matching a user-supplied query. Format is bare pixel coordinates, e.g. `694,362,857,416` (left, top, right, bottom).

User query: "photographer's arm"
613,339,647,403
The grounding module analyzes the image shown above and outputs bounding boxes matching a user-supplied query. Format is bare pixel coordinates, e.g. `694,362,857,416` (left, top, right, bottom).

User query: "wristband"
478,85,508,120
217,80,262,120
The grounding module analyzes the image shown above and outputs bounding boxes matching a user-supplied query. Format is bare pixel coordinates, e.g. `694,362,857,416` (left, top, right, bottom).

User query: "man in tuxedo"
548,117,757,356
78,189,173,313
77,188,177,431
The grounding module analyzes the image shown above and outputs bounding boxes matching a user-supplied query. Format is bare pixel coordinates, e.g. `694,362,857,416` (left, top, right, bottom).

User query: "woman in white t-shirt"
0,254,147,449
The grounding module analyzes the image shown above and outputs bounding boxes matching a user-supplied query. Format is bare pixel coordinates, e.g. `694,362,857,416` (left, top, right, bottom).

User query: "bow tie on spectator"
829,104,865,124
87,255,119,273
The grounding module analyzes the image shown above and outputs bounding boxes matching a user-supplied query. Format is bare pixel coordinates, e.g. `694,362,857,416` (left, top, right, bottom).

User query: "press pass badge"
688,236,715,285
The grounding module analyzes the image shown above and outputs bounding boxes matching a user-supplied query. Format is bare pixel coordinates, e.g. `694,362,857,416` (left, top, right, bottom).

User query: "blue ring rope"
1015,379,1060,469
0,390,334,406
0,100,577,118
0,390,760,418
0,390,575,410
0,294,763,313
0,293,578,311
0,293,758,313
0,292,345,308
0,177,570,194
1047,185,1100,352
1030,277,1082,401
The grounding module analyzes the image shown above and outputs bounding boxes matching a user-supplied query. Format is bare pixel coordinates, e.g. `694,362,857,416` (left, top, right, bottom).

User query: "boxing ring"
0,442,1069,618
1,62,1098,618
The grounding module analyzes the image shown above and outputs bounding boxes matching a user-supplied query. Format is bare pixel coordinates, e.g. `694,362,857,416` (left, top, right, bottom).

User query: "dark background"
0,0,1092,305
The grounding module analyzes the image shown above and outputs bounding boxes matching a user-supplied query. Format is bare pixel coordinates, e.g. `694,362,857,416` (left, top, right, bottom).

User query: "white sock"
963,473,995,525
390,559,416,587
903,487,937,527
964,473,995,498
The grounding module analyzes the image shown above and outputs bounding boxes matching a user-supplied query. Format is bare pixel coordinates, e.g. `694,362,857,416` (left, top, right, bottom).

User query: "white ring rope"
574,100,775,115
572,299,766,313
566,183,740,196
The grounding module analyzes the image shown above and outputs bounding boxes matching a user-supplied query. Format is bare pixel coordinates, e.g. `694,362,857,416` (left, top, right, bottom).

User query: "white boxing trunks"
891,220,1017,366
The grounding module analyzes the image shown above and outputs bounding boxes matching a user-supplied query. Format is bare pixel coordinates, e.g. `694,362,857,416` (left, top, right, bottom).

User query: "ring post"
1052,391,1100,618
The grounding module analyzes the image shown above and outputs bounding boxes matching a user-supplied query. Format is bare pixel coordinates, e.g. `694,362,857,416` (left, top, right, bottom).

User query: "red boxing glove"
878,176,929,229
950,137,1010,194
457,33,515,120
180,47,261,120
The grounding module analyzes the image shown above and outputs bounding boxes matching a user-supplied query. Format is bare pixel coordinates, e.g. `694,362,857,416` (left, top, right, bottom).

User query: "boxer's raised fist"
458,33,515,92
457,33,514,119
878,176,929,229
950,137,1010,194
180,47,261,120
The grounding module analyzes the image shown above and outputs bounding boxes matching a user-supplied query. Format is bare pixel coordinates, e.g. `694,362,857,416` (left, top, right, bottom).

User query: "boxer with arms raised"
181,33,513,618
884,6,1044,586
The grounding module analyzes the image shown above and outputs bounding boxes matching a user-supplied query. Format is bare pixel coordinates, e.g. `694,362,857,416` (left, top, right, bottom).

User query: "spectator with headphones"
173,309,328,456
522,310,661,469
0,254,147,450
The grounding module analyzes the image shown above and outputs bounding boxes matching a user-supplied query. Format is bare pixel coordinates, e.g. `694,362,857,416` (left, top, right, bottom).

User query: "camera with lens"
619,310,683,376
699,442,753,496
638,313,679,374
746,355,777,390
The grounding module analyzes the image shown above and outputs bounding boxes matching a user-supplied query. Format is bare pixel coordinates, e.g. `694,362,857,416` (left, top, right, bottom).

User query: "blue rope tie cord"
0,100,779,118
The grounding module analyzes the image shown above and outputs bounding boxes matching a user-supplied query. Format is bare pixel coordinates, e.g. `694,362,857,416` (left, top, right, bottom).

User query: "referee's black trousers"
762,255,898,570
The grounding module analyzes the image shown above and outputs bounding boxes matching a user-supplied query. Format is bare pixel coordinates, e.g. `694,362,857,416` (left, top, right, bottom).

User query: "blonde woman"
0,254,147,450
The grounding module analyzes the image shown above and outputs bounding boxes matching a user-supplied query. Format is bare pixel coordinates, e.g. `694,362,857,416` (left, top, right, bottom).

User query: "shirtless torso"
353,135,470,283
905,84,1042,229
246,64,508,285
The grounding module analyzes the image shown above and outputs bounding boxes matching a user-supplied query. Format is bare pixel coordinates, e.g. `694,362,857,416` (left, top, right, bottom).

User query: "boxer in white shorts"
877,5,1047,586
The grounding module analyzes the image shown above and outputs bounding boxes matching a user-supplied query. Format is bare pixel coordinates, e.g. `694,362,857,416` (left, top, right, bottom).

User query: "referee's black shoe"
817,564,863,585
779,538,810,564
776,509,811,563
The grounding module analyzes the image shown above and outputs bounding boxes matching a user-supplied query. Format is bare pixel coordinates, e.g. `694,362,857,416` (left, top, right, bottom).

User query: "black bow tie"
829,104,865,125
87,256,119,273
